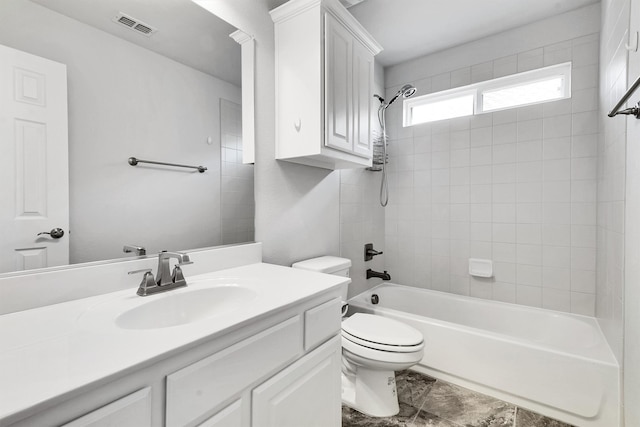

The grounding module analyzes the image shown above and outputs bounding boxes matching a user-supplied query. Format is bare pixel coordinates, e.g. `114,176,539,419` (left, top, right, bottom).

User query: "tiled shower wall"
382,7,600,315
220,99,255,245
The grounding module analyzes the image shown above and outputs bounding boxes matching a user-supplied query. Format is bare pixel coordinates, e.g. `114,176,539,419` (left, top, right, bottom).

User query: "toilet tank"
292,256,351,277
292,256,351,303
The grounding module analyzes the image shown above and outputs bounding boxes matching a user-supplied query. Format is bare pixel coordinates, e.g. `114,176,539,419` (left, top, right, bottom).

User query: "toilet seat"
342,313,424,353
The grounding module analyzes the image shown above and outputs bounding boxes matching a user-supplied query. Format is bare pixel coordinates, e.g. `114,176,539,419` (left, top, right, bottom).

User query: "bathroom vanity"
0,244,347,427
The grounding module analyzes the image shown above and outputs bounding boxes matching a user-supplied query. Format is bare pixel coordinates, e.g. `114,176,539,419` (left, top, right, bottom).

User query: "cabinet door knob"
294,119,301,132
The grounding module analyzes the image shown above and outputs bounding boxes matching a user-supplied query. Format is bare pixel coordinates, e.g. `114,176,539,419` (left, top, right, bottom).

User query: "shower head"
399,84,417,98
385,83,417,108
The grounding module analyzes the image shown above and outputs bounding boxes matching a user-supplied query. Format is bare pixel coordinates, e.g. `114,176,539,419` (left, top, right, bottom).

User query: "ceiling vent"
112,12,157,37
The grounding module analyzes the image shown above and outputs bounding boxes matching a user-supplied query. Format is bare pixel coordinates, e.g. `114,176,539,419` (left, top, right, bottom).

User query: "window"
404,62,571,126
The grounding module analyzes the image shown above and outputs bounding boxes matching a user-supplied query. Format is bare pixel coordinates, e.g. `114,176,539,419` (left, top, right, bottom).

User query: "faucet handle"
172,265,187,284
128,269,157,296
128,268,152,275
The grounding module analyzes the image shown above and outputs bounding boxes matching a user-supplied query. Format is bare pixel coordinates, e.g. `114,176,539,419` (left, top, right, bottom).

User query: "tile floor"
341,370,574,427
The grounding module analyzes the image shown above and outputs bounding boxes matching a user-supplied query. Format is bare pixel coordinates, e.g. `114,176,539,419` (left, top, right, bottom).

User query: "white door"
0,43,69,273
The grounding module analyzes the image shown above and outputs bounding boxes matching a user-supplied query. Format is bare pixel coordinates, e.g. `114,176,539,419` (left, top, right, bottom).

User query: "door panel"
352,39,373,157
324,13,353,153
0,43,69,273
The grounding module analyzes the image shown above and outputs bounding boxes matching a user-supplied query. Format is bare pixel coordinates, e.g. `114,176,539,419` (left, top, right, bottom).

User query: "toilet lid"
341,313,423,347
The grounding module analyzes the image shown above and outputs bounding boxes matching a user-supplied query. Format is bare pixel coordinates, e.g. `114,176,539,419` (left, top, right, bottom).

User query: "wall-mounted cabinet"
271,0,382,169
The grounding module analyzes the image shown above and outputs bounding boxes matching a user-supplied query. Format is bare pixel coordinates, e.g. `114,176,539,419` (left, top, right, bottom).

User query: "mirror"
0,0,254,275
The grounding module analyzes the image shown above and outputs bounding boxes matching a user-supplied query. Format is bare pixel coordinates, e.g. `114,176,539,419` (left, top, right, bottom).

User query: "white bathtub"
348,283,619,427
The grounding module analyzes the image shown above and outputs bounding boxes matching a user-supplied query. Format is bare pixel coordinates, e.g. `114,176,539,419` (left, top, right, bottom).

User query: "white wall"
0,0,241,263
196,0,340,268
623,0,640,417
600,0,640,422
382,4,601,315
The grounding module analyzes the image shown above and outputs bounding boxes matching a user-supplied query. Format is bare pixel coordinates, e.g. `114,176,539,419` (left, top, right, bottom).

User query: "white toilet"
292,256,424,417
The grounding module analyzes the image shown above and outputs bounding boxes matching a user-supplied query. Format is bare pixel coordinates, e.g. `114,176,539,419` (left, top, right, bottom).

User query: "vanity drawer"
61,387,151,427
166,316,302,427
304,297,341,351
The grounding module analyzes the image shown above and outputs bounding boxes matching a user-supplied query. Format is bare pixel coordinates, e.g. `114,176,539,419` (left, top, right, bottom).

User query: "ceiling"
29,0,241,86
28,0,601,84
348,0,600,66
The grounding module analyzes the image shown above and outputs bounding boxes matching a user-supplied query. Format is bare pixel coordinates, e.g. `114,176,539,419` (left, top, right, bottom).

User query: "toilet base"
341,367,399,417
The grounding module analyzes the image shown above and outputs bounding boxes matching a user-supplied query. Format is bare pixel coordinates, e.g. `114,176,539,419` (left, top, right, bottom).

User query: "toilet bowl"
292,256,425,417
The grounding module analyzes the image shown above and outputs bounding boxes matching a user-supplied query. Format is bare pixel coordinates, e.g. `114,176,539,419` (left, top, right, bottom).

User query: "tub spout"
366,269,391,281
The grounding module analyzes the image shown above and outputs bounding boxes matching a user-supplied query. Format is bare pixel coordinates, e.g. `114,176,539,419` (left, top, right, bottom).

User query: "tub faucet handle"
364,243,383,261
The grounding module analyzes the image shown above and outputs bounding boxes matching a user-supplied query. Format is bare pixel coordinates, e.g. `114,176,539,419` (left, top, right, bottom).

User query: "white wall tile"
543,114,572,139
543,267,571,290
516,161,542,182
493,204,516,223
543,137,571,160
543,288,571,311
493,223,516,243
493,123,517,145
493,143,517,164
493,282,516,303
517,284,543,306
517,140,543,162
380,20,601,316
494,243,517,263
517,119,543,142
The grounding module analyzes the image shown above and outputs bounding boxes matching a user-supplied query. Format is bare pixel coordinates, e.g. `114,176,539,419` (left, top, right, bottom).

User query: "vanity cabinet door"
166,316,302,427
252,336,341,427
197,399,242,427
61,388,151,427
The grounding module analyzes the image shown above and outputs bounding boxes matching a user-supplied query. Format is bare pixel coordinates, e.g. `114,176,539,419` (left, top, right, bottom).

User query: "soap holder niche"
469,258,493,278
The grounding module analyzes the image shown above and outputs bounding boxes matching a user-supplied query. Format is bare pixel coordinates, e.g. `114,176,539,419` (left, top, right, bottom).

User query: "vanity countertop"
0,262,348,423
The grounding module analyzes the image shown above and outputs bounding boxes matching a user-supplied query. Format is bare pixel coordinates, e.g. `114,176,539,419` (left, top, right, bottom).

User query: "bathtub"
348,283,619,427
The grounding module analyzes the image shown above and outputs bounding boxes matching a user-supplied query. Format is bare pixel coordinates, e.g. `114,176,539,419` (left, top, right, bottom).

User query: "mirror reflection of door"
0,44,69,273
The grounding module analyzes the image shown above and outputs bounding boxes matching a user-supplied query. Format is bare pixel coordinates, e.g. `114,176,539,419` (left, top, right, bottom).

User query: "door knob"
37,228,64,239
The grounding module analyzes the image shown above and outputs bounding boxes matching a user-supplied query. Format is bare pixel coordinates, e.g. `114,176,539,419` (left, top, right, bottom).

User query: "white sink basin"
115,285,257,330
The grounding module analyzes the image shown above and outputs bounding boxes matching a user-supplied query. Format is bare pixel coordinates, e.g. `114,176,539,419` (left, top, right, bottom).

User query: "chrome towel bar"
608,74,640,118
128,157,207,173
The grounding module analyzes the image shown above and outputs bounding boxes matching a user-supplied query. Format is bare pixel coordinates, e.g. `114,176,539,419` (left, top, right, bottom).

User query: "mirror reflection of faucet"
128,251,193,296
123,244,146,256
366,269,391,281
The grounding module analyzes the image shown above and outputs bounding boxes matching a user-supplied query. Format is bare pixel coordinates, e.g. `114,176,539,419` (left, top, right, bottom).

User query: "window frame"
403,62,572,127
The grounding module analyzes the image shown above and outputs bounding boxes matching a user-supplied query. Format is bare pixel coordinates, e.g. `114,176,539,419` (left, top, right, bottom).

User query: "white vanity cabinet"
60,388,152,427
4,292,342,427
252,337,341,427
271,0,382,169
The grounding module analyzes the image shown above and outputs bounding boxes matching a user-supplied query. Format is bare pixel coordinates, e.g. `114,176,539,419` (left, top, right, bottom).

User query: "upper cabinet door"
324,12,353,153
352,38,374,157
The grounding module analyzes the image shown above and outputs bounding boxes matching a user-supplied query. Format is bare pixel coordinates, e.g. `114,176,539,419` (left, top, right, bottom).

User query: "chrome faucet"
156,251,192,287
131,251,193,296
